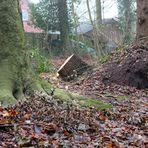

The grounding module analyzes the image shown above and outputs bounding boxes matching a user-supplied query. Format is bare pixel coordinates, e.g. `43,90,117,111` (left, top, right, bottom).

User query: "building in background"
20,0,44,49
20,0,42,33
77,18,122,51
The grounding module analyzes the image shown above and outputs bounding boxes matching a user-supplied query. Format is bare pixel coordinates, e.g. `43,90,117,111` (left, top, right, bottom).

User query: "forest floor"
0,43,148,147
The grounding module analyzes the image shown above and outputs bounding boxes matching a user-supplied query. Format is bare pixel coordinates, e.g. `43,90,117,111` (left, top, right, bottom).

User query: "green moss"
0,95,17,108
0,0,25,50
79,99,112,109
0,0,27,106
99,54,111,63
104,92,129,101
0,58,17,106
116,95,129,100
41,80,112,109
53,89,112,109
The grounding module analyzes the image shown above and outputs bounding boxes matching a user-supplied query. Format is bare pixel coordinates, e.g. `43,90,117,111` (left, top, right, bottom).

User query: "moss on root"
41,80,112,109
104,93,129,101
0,59,17,107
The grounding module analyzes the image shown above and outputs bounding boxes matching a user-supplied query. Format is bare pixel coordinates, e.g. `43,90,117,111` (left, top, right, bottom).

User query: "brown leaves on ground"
1,44,148,147
38,52,148,147
0,90,147,147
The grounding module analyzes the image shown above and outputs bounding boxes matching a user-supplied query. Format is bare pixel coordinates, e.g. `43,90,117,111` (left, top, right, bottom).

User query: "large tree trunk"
0,0,41,107
136,0,148,40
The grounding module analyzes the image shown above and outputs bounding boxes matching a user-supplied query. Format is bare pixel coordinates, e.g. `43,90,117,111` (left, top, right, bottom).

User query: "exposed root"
13,87,25,100
0,92,17,107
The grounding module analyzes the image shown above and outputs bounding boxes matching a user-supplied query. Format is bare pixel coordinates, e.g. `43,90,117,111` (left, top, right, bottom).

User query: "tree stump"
57,54,90,80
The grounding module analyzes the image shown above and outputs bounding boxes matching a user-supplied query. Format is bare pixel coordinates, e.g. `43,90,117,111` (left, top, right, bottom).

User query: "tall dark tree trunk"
136,0,148,40
58,0,69,53
0,0,42,107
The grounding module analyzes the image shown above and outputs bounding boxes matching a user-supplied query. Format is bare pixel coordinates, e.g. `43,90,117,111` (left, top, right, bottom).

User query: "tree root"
0,91,17,107
0,78,111,110
40,80,112,109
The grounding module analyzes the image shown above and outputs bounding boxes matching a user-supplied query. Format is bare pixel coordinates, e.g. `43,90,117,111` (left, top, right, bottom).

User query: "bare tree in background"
117,0,136,44
86,0,104,57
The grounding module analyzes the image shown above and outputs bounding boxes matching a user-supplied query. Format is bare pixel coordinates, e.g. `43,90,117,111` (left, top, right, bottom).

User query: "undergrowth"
29,48,54,73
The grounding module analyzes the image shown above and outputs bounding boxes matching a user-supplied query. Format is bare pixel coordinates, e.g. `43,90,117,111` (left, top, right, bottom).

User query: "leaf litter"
37,43,148,147
0,88,147,147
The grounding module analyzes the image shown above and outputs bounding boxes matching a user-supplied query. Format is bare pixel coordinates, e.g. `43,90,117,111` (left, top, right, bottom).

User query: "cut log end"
57,54,90,80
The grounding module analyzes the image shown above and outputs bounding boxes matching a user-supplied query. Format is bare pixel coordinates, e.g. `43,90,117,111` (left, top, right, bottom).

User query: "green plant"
30,48,54,73
99,54,111,64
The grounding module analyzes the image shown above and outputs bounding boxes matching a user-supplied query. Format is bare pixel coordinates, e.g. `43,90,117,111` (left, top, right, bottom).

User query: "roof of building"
23,22,43,33
77,22,93,34
20,0,43,33
77,18,118,34
102,18,118,25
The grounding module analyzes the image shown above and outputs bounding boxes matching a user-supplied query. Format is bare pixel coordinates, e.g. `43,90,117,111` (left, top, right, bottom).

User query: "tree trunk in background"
86,0,104,57
117,0,135,44
58,0,69,53
136,0,148,40
124,0,132,43
96,0,102,25
0,0,41,107
71,0,80,49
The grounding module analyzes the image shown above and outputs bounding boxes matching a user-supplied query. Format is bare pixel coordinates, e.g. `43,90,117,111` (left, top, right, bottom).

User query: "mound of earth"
103,41,148,89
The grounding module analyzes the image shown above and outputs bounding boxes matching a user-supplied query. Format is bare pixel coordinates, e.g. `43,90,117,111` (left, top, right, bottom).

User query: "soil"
103,41,148,89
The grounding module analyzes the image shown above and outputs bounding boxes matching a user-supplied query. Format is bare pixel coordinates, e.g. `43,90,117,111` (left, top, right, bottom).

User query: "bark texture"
123,0,132,44
58,0,69,52
0,0,41,107
136,0,148,40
